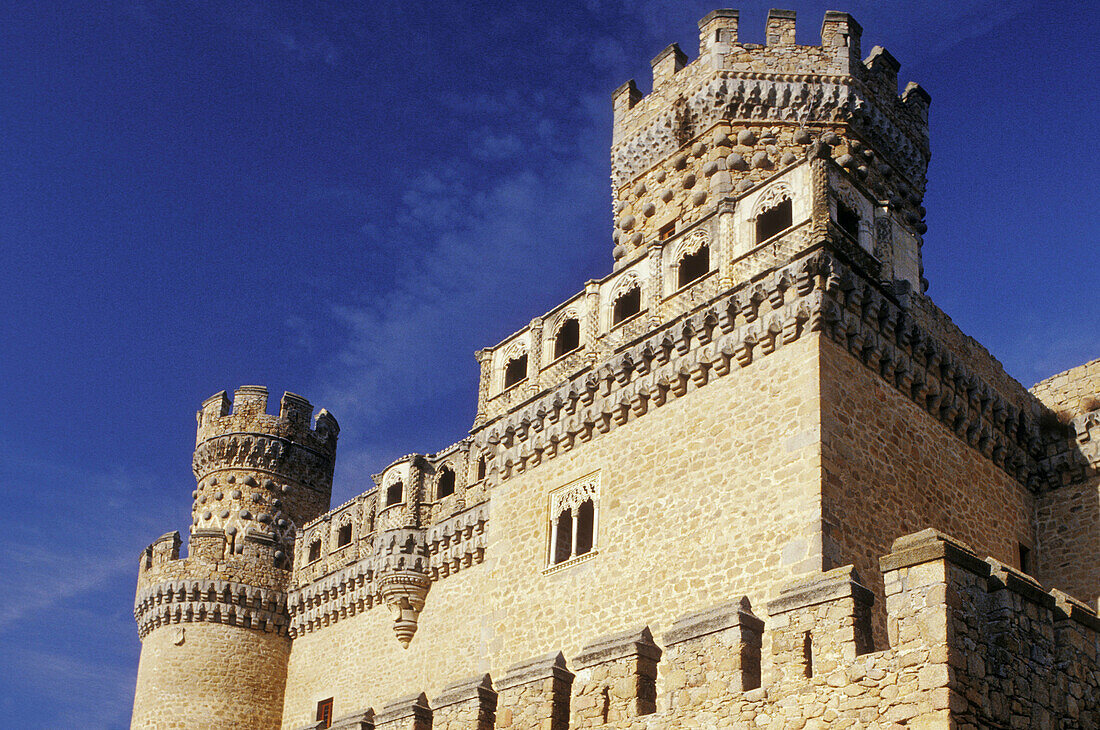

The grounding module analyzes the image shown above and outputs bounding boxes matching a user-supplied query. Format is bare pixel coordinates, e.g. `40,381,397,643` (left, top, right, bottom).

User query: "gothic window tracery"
547,472,600,567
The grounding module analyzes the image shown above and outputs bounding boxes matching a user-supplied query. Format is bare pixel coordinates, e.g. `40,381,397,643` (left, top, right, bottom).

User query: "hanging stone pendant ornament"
375,528,432,647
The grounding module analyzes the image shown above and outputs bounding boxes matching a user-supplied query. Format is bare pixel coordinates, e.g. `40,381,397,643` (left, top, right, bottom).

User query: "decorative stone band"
192,431,335,493
612,71,927,189
134,577,288,640
425,502,489,581
288,504,490,639
474,247,1057,493
287,559,377,638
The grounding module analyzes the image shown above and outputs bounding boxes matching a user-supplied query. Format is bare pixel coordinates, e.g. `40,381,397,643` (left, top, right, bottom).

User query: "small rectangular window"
317,698,333,728
836,200,860,241
658,222,676,241
1019,544,1031,574
336,523,352,548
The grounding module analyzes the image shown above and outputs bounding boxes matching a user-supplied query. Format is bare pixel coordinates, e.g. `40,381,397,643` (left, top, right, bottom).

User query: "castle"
129,9,1100,729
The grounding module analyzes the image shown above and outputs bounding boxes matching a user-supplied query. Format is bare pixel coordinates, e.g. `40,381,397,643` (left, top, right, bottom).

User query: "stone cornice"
285,502,490,639
134,576,289,640
470,245,1053,492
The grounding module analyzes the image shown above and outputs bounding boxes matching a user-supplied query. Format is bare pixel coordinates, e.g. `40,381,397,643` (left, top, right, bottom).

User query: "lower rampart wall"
292,529,1100,730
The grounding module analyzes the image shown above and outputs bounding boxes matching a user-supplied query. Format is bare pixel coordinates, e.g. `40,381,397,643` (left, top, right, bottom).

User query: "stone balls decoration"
737,129,756,146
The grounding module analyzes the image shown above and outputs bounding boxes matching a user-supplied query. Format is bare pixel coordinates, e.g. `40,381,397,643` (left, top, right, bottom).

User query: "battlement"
190,387,340,564
196,385,339,451
286,528,1100,728
607,9,930,271
612,8,926,149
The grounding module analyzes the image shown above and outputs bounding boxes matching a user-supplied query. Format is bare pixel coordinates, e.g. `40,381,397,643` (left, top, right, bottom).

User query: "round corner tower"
131,385,338,730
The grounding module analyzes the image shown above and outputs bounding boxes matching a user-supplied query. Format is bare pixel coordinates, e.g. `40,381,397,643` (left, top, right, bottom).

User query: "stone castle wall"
131,622,290,730
286,530,1100,730
819,334,1035,643
280,334,825,727
1031,357,1100,419
128,8,1100,729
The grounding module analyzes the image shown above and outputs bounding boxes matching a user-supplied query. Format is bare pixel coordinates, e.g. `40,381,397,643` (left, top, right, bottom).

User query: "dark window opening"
836,200,860,240
504,355,528,388
554,318,581,359
756,198,792,243
802,631,814,678
476,456,486,481
554,509,573,564
600,686,611,723
677,245,710,288
317,698,334,728
336,523,352,548
385,481,403,507
575,500,595,556
1019,544,1031,574
308,540,321,563
437,467,455,499
612,287,642,325
658,222,676,241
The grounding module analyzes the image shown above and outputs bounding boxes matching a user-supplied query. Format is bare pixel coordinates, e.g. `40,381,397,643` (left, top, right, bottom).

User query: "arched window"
336,523,352,548
553,318,580,359
553,508,573,564
437,466,455,499
308,539,322,563
575,499,595,555
385,481,403,507
612,286,641,325
504,354,528,388
549,497,598,566
756,198,792,242
677,244,709,288
476,456,487,481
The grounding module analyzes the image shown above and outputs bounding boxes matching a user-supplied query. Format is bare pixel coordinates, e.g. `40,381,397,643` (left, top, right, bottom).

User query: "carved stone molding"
134,577,289,640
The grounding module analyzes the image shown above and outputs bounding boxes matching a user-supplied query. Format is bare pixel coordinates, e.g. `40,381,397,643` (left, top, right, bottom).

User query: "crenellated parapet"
191,386,339,562
608,9,930,271
300,528,1100,728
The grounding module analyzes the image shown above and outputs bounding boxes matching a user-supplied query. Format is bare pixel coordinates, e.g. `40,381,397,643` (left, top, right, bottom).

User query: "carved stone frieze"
134,578,289,640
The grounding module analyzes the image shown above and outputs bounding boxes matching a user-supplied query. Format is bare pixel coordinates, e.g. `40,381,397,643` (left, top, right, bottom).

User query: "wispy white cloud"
294,88,612,492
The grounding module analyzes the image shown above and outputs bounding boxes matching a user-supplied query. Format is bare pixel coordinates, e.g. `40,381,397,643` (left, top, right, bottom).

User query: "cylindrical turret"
191,385,339,566
131,386,338,730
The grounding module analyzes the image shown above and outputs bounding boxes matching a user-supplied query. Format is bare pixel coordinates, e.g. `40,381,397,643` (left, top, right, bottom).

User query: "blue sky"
1,1,1097,726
